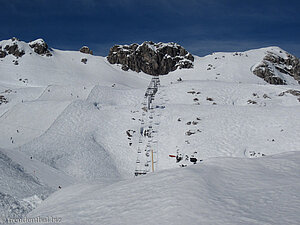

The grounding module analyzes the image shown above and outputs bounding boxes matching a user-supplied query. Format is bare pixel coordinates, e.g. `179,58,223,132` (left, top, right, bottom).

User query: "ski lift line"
135,76,160,176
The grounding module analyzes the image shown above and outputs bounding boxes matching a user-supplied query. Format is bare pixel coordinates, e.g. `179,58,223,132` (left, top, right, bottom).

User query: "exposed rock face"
0,50,7,58
29,39,52,56
0,95,8,105
253,50,300,85
0,38,51,58
4,43,25,57
80,46,93,55
279,89,300,96
107,41,194,75
81,58,88,64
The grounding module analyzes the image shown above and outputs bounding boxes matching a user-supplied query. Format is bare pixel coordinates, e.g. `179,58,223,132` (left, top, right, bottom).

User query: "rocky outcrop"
0,38,51,58
279,89,300,96
81,58,88,64
4,43,25,57
0,50,7,58
80,46,93,55
107,41,194,75
253,62,286,85
0,95,8,105
29,39,52,56
253,50,300,85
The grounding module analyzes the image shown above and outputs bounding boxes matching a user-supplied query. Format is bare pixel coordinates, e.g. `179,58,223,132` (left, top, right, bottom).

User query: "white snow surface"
28,38,47,46
27,152,300,225
0,38,300,223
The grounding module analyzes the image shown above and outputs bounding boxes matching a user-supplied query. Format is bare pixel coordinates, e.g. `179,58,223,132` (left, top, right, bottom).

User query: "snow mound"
27,152,300,225
28,39,47,47
18,100,122,180
87,85,144,106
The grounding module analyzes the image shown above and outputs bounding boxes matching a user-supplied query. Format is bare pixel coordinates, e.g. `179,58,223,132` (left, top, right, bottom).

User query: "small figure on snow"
176,153,183,163
185,155,189,161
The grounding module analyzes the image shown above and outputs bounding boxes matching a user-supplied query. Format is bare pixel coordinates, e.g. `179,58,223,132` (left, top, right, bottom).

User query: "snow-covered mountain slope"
1,38,300,222
146,80,300,170
0,38,150,149
167,46,299,85
26,151,300,225
16,80,300,180
0,38,150,220
15,86,147,178
0,147,75,220
0,38,148,87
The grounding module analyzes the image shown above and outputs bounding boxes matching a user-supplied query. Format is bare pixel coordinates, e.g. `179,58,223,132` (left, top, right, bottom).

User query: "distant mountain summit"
0,37,52,58
107,41,194,75
0,37,299,85
28,39,52,56
252,47,300,85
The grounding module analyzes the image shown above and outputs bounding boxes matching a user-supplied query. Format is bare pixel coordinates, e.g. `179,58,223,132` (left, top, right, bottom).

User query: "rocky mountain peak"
0,38,52,58
107,41,194,75
0,37,25,58
252,47,300,85
29,39,52,56
79,46,93,55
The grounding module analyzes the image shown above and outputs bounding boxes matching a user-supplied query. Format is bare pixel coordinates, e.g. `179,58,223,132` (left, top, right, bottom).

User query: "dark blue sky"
1,0,299,57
